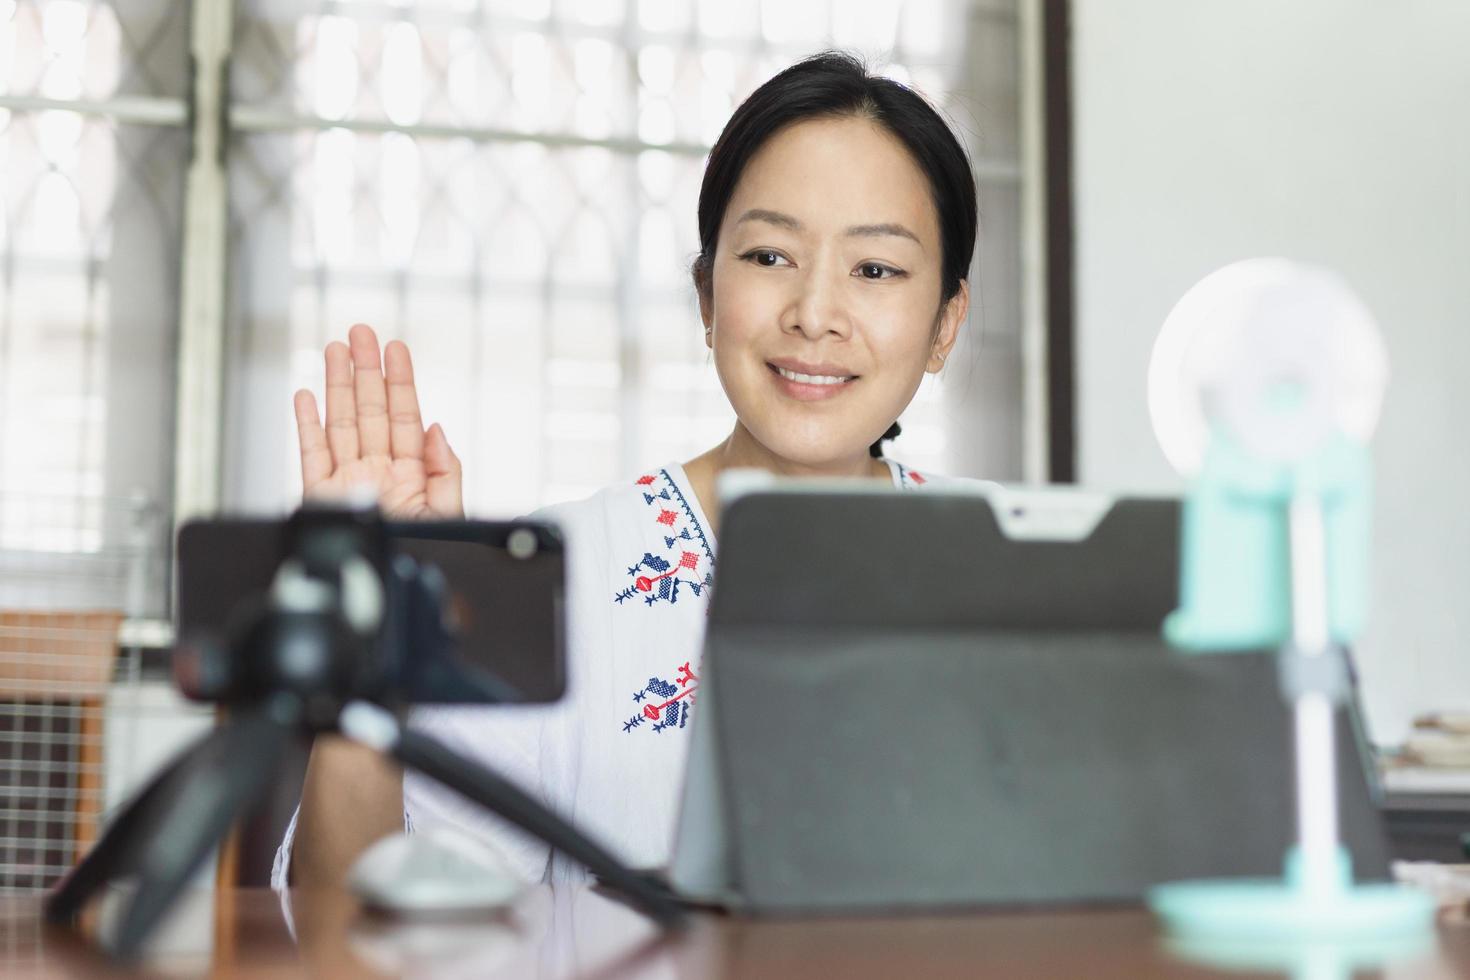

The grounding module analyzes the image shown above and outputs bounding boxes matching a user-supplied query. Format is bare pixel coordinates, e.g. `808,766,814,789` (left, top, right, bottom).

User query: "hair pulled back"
691,51,978,458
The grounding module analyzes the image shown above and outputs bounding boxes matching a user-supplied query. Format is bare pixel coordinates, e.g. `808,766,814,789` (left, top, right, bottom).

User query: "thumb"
424,423,459,477
424,423,464,517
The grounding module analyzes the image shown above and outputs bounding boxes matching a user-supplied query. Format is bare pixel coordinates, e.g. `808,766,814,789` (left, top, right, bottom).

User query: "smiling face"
700,114,968,472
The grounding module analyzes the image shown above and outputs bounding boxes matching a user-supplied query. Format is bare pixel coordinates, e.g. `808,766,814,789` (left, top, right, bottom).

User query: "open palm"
293,324,463,519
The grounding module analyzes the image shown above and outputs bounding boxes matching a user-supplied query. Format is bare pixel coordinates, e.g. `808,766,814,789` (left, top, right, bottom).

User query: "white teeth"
775,366,852,386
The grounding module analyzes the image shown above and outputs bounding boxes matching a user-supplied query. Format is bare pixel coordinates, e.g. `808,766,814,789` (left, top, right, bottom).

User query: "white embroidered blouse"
271,458,942,889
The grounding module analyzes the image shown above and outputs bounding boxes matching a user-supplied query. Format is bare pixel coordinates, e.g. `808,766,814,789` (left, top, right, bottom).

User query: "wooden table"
5,886,1470,978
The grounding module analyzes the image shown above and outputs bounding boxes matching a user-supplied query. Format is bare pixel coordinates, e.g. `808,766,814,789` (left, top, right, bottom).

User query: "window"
222,0,1027,518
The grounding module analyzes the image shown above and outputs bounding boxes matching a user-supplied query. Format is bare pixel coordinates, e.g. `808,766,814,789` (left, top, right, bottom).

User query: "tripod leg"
103,711,298,961
388,724,685,926
46,717,248,924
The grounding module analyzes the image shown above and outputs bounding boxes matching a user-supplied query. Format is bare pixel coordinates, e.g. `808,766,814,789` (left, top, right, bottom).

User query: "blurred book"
1379,712,1470,794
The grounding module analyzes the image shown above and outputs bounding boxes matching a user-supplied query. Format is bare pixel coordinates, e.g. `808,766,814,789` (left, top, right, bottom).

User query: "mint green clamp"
1144,260,1434,978
1163,430,1370,652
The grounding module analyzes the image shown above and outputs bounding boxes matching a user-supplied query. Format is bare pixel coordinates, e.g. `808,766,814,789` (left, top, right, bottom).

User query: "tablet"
669,479,1389,912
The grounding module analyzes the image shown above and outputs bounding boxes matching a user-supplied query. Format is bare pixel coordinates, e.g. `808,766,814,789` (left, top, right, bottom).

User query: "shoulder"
884,458,1000,495
526,465,715,610
528,466,696,538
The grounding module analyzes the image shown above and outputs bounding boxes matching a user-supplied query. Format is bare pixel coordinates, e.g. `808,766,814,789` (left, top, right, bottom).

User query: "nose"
782,264,853,341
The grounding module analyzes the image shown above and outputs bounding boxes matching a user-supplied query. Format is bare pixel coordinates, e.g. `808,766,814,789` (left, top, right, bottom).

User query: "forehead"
723,115,939,243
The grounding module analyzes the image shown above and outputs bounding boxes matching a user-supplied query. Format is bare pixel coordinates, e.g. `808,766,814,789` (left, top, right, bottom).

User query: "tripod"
44,507,685,960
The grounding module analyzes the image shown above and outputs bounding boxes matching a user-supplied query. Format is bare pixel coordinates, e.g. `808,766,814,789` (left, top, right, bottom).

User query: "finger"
294,389,334,491
349,324,391,458
424,424,465,518
383,340,424,461
323,341,359,464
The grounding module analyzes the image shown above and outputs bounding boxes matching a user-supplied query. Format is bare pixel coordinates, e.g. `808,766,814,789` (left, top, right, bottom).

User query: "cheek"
859,297,939,369
709,266,778,346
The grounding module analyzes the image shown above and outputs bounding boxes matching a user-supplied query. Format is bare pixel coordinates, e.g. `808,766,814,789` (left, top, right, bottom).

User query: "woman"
276,50,977,889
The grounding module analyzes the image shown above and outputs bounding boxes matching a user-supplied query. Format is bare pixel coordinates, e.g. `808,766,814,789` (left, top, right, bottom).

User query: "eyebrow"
735,208,922,246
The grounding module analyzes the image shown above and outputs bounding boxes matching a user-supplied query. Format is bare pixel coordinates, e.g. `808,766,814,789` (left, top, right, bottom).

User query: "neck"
682,424,890,538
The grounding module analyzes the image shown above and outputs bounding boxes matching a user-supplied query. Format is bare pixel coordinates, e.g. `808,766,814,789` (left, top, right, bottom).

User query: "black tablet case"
675,488,1390,913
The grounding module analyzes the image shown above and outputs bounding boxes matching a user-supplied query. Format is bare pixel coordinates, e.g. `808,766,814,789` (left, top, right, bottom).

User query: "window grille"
0,0,191,895
222,0,1016,517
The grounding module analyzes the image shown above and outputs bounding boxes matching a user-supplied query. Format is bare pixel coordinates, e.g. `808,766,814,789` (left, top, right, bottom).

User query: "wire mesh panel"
223,0,976,519
0,493,163,893
0,611,119,891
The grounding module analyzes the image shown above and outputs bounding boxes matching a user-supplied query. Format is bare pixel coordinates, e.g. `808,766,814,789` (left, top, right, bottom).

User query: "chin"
748,420,875,469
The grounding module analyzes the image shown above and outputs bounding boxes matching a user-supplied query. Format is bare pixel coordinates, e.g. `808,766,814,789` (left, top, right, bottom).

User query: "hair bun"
869,421,902,458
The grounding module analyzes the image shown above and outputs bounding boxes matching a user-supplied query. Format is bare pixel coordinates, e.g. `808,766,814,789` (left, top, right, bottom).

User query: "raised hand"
293,324,463,519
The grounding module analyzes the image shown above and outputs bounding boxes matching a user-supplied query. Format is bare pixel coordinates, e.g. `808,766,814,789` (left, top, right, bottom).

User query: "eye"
740,249,791,268
855,262,903,281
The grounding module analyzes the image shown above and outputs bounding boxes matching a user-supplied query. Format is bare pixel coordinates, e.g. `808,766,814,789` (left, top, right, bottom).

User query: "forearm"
290,735,404,888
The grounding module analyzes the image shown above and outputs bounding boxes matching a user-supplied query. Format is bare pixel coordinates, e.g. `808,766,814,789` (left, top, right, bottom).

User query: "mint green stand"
1163,431,1370,652
1146,427,1434,976
1151,849,1432,940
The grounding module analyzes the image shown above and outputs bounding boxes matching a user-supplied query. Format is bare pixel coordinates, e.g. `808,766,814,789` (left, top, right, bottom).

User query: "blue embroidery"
613,469,716,607
653,701,684,733
662,471,716,566
622,662,700,735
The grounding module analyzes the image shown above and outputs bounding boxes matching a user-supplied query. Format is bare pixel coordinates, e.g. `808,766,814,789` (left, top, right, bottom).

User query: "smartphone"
176,517,565,704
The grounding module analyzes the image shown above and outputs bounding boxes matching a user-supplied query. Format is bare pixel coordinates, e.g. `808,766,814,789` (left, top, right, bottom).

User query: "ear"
926,279,969,373
696,273,714,348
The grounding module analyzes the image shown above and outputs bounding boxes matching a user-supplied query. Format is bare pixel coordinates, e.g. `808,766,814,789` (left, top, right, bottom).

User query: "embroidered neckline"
889,459,927,489
613,468,716,608
614,462,925,736
660,467,717,567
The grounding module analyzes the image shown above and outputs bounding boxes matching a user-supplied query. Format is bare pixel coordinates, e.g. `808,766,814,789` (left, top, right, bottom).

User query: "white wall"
1072,0,1470,743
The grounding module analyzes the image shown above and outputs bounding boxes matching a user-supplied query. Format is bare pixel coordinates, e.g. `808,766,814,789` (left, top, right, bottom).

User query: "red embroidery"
910,471,927,484
634,552,699,593
641,662,700,721
642,686,694,721
623,662,701,732
613,468,715,609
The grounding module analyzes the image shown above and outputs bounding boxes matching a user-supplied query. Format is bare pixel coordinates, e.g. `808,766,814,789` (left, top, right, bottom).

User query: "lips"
773,365,851,385
766,359,859,401
766,358,859,382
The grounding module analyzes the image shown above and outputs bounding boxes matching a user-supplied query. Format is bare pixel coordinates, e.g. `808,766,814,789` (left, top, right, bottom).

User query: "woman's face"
702,114,968,469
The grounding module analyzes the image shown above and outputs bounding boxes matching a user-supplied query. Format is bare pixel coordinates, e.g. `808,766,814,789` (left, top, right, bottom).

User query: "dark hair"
691,51,978,459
